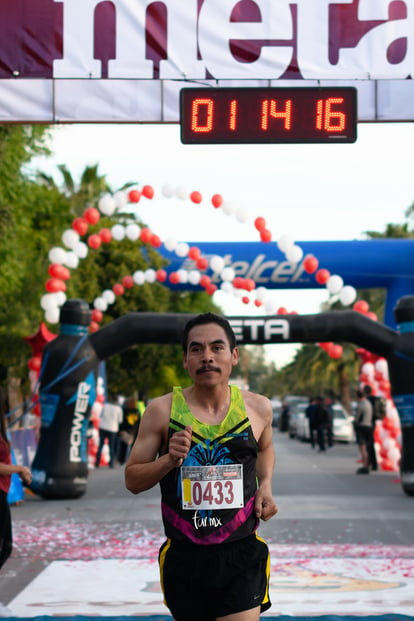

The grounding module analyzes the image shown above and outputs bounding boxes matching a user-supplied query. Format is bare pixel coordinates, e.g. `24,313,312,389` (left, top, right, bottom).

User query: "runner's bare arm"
254,398,278,521
125,396,192,494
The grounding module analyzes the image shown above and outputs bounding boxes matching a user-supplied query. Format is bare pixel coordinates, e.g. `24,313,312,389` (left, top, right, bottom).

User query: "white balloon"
177,269,189,283
102,289,116,304
62,229,80,249
220,267,236,282
49,246,67,264
327,274,344,295
233,288,244,299
133,270,145,285
375,358,389,376
45,306,60,324
176,242,189,257
164,236,177,252
286,245,303,264
220,281,233,294
235,207,249,223
98,194,116,216
277,234,293,254
361,362,375,378
125,223,141,241
264,298,277,313
176,186,188,200
339,285,357,306
73,241,88,259
255,286,268,302
188,270,201,285
111,224,125,241
64,251,79,269
94,297,108,312
40,293,57,311
145,268,156,283
210,255,226,274
162,183,175,198
221,200,235,216
55,291,67,305
113,191,127,209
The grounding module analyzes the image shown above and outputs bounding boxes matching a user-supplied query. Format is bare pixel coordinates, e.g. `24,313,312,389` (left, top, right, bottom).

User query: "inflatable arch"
30,297,414,500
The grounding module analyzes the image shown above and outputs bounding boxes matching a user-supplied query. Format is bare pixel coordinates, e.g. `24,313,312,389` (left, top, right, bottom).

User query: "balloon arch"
23,183,410,498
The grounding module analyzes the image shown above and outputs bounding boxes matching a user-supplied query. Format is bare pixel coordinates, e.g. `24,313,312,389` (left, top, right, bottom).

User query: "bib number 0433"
181,464,244,510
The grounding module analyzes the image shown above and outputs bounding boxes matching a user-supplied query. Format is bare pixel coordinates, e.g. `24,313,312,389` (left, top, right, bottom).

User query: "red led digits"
261,99,292,131
181,87,357,144
316,98,346,132
191,98,214,133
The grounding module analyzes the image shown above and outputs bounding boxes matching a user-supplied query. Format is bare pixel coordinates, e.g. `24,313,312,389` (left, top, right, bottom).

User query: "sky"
29,121,414,367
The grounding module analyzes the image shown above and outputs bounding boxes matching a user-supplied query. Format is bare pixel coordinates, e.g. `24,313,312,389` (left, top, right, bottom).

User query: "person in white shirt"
95,396,123,468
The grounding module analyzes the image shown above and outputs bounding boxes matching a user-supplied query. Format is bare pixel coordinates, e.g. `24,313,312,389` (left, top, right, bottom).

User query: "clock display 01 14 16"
180,87,357,144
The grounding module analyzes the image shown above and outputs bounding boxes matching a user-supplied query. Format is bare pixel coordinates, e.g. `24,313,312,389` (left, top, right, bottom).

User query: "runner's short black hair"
182,313,237,352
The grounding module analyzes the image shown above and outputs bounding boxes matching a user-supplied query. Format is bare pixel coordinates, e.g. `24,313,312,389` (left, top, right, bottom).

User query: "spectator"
95,395,123,468
363,385,378,471
355,389,373,474
305,397,317,448
313,396,330,452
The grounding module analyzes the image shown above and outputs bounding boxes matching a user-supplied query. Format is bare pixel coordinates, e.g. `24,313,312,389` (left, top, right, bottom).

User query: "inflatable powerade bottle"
30,299,99,499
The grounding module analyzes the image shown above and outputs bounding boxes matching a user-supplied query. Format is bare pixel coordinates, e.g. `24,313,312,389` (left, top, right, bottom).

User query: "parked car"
296,403,355,443
287,401,309,438
271,398,282,427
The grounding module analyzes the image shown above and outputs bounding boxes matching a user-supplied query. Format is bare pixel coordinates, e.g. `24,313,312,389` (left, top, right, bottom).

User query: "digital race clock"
180,87,357,144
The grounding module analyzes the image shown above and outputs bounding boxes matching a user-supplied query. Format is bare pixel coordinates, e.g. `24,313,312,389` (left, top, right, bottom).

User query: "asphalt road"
1,428,413,608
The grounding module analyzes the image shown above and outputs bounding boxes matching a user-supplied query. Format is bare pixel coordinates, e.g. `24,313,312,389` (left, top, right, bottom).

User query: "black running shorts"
159,533,271,621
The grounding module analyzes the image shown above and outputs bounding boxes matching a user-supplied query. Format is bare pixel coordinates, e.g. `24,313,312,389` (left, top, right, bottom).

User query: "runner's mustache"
196,366,221,374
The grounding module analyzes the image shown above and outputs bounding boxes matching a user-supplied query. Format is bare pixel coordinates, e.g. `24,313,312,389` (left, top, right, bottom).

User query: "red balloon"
303,255,319,274
242,296,250,304
329,344,343,359
112,283,125,296
88,321,100,333
254,217,266,231
254,299,263,307
87,234,102,249
156,269,167,282
83,207,100,225
196,257,209,271
190,191,202,204
122,275,134,288
45,278,66,293
188,246,201,260
277,307,288,315
206,283,218,295
150,234,162,248
91,309,103,323
353,300,370,313
200,274,211,288
232,277,244,289
48,263,70,280
169,272,180,284
99,228,112,243
315,268,330,285
128,189,141,203
260,229,272,243
244,278,256,291
319,341,333,351
72,217,88,236
28,355,42,372
366,311,378,321
211,194,223,208
142,185,154,199
140,227,152,243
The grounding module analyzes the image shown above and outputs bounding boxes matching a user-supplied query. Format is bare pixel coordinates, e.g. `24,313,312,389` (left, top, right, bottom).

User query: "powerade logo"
70,382,90,463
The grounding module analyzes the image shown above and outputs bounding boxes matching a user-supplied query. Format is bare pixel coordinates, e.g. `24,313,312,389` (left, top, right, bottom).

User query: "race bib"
181,464,244,510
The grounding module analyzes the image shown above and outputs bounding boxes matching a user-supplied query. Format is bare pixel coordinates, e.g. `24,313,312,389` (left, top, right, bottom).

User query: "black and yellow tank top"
160,385,259,545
